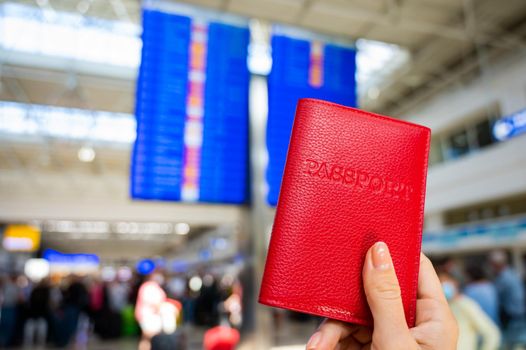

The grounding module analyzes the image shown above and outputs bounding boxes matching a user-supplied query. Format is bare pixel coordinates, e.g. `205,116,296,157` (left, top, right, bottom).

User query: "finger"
410,298,446,342
307,319,358,349
413,298,445,325
410,314,457,349
362,242,408,337
335,335,361,350
418,253,447,304
349,327,372,345
411,296,458,346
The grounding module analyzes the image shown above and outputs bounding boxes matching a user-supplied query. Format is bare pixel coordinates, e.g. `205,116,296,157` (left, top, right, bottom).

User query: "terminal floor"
32,319,318,350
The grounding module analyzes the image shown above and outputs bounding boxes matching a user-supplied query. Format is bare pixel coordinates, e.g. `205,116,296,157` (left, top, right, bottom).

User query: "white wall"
425,135,526,215
400,52,526,228
403,52,526,132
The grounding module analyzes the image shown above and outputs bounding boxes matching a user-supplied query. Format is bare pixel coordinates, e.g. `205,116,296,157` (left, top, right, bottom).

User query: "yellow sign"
2,224,41,252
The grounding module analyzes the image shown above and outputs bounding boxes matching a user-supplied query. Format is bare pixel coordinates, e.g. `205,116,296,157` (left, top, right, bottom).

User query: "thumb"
363,242,409,338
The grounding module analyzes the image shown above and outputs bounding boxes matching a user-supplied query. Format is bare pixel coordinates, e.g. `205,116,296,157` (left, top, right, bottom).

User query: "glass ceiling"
0,2,410,143
0,2,141,68
0,101,136,144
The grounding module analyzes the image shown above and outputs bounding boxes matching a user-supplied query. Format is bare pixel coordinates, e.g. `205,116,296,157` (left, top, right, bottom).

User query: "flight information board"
266,35,357,205
131,9,249,204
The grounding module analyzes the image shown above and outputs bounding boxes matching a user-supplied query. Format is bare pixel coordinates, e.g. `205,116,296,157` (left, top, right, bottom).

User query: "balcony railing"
423,214,526,253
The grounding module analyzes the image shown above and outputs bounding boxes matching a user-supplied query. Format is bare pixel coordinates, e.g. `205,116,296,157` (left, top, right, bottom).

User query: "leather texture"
259,98,430,327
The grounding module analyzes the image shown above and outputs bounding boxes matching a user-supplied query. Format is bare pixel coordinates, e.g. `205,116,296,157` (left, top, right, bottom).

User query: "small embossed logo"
303,159,413,200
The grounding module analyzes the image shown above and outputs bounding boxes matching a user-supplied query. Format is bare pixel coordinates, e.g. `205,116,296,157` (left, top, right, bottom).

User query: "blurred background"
0,0,525,349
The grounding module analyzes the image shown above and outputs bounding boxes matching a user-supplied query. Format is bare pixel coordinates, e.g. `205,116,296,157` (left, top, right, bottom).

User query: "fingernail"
372,242,391,270
306,332,321,349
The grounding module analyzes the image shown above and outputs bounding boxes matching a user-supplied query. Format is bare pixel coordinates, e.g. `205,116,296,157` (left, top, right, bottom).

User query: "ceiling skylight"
0,2,409,100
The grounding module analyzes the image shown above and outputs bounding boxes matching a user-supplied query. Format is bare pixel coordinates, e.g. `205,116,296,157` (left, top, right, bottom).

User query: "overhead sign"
493,107,526,141
43,249,99,273
131,7,249,204
266,31,357,205
136,258,156,275
2,224,41,252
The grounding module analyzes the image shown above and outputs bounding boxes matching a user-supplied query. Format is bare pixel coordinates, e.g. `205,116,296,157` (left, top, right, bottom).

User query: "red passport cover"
259,98,430,327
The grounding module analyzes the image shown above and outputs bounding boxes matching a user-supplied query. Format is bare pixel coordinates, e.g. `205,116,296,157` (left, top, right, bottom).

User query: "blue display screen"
43,249,100,266
266,35,357,205
131,9,249,204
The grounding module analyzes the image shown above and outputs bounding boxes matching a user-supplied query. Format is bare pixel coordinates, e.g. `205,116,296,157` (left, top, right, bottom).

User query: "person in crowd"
135,271,167,350
89,277,104,317
436,256,466,287
54,275,90,347
439,271,501,350
0,274,22,347
108,279,129,313
49,279,63,312
91,281,122,340
222,278,243,328
195,274,221,326
489,250,526,349
182,277,197,325
203,279,243,350
464,263,500,326
24,278,51,347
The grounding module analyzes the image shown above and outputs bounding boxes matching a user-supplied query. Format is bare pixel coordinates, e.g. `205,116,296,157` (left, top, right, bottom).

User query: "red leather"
259,98,430,327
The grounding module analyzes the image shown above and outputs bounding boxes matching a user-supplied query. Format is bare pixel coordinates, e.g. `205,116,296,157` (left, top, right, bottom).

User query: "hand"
306,242,458,350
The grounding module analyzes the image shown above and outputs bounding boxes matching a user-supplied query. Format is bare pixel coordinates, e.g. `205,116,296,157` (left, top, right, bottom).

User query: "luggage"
151,330,187,350
93,310,121,339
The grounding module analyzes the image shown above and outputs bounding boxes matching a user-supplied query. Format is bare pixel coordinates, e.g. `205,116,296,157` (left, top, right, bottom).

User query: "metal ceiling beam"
294,0,314,23
372,0,526,115
332,0,524,51
314,2,471,42
391,37,526,116
363,0,526,109
1,65,133,97
110,0,132,22
0,145,46,194
390,50,486,116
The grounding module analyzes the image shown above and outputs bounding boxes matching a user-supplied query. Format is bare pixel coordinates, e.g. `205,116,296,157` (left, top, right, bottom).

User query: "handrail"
424,214,526,242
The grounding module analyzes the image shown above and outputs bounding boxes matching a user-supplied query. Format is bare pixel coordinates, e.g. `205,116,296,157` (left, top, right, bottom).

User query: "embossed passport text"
259,98,430,327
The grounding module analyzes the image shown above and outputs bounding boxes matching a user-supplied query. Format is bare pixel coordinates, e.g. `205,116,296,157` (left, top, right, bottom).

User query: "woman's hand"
306,242,458,350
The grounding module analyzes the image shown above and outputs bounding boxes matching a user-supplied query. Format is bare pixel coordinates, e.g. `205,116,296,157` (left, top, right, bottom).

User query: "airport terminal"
0,0,525,349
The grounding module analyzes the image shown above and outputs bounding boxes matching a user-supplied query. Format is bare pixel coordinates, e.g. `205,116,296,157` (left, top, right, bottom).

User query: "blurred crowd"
2,250,526,350
0,270,242,350
435,250,526,350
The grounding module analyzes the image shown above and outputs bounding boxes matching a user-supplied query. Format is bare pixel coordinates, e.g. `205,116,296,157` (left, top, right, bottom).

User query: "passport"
259,98,431,327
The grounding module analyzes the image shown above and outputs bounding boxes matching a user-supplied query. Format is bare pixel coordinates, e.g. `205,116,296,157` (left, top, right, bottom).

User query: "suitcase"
151,330,187,350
